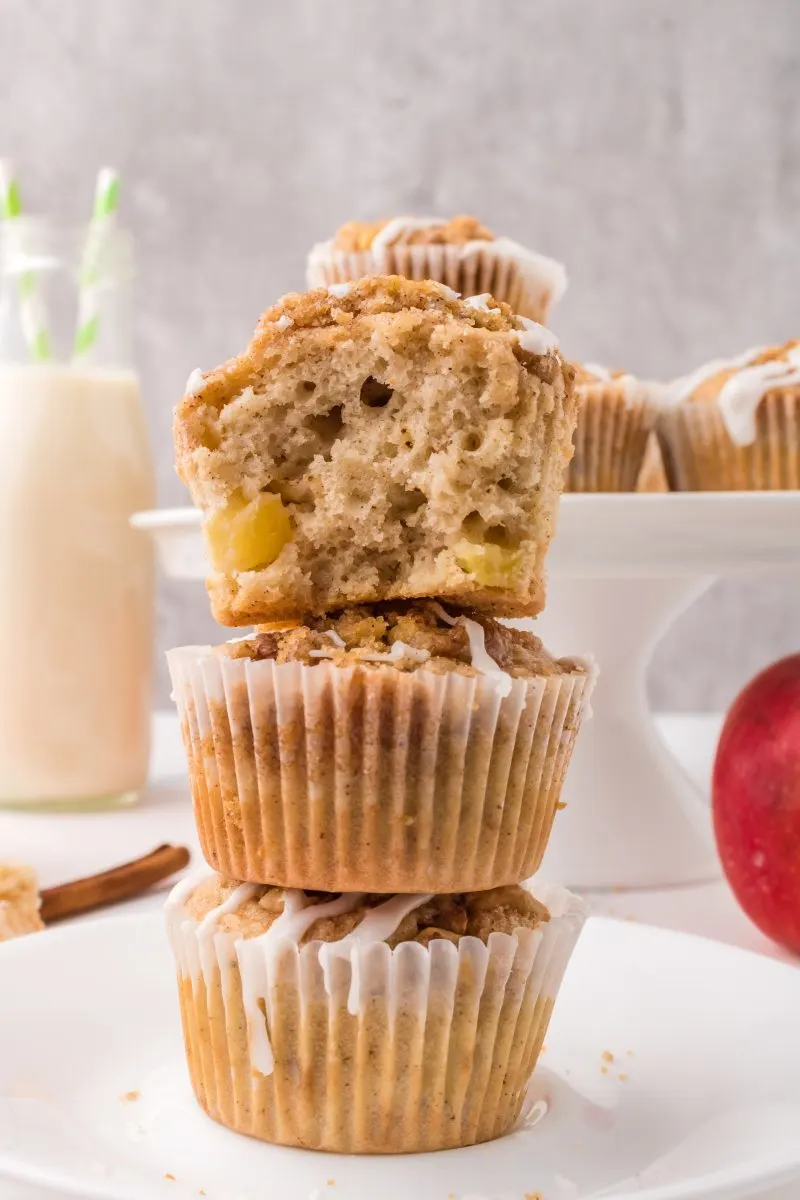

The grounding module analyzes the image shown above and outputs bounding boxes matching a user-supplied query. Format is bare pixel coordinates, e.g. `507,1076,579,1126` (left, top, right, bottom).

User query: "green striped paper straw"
0,159,51,362
73,167,120,360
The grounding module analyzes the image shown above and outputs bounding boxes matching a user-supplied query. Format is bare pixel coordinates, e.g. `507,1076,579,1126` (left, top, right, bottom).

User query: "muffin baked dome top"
331,215,495,253
183,876,550,946
175,276,576,625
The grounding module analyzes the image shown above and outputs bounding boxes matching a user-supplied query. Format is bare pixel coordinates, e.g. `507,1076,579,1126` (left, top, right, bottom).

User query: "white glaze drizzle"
307,640,431,666
327,282,351,298
184,368,204,396
437,283,461,301
663,343,800,444
579,363,643,404
465,293,493,312
459,617,513,698
370,216,447,255
354,641,431,665
196,882,260,939
274,313,293,330
515,316,559,356
237,890,364,1074
318,892,434,1014
429,600,458,626
460,236,568,305
184,886,446,1073
664,345,767,408
717,345,800,445
325,629,346,648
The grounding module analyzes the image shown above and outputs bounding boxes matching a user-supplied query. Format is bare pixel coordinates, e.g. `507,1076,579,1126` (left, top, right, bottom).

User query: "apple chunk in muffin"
175,275,576,624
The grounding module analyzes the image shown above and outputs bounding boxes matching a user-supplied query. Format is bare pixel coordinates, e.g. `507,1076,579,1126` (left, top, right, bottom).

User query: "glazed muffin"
657,340,800,490
167,601,594,892
306,214,568,325
0,862,43,942
566,364,658,492
167,874,587,1153
175,276,577,625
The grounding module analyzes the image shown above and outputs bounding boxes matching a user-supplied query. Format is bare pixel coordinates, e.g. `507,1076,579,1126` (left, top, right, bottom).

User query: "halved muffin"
306,214,568,324
167,601,594,892
175,277,577,624
656,340,800,490
167,874,587,1153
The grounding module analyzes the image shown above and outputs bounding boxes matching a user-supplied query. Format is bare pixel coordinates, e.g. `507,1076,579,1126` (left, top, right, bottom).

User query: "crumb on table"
120,1089,140,1103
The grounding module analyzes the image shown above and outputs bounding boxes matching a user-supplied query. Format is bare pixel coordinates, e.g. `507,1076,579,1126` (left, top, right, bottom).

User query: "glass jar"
0,219,155,808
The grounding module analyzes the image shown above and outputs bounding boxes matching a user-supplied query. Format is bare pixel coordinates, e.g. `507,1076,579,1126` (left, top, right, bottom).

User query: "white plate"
1,915,799,1200
132,492,800,582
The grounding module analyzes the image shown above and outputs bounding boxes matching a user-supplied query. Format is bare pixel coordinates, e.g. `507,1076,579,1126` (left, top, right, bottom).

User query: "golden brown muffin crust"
686,339,800,404
185,877,549,944
332,215,495,253
221,600,580,678
176,277,561,433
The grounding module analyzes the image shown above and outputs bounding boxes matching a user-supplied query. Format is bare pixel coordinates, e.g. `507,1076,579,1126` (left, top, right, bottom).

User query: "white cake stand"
133,492,800,891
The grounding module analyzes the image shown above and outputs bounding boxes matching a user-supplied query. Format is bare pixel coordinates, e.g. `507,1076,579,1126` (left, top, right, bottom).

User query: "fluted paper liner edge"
166,879,587,1153
167,647,595,891
567,382,657,492
656,392,800,490
306,241,565,325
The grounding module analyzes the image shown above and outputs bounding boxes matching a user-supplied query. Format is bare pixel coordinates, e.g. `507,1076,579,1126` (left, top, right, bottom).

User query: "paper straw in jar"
72,167,120,360
0,159,52,362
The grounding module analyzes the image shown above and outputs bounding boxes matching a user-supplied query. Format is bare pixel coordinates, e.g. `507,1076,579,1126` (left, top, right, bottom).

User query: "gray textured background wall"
1,0,798,711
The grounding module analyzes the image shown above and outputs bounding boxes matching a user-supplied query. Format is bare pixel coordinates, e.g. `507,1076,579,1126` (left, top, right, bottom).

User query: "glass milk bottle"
0,219,154,807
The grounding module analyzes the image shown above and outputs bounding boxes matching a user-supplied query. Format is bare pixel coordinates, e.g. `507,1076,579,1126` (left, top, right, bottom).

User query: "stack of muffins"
165,269,596,1154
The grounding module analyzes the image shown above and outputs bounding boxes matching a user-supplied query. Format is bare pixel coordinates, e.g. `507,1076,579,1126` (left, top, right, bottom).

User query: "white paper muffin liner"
166,877,587,1153
167,646,594,892
567,381,658,492
656,391,800,490
306,237,567,324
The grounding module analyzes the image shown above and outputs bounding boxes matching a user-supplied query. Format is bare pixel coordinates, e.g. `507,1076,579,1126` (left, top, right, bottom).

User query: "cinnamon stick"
39,843,190,924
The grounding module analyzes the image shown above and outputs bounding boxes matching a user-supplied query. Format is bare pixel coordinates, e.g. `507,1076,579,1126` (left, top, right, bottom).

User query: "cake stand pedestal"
528,493,800,889
133,492,800,891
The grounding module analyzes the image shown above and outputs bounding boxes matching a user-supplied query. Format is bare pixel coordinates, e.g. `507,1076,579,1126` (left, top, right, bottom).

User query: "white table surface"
1,712,796,1200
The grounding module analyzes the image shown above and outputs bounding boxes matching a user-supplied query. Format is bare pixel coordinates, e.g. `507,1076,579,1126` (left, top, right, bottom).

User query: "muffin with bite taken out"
174,276,577,625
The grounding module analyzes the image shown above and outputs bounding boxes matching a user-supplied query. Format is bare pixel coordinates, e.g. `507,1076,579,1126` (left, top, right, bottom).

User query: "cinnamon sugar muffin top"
332,215,495,254
223,600,582,678
672,340,800,405
175,276,576,625
184,876,550,946
664,339,800,448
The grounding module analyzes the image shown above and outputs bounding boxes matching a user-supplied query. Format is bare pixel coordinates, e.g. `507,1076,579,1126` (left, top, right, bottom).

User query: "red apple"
713,654,800,953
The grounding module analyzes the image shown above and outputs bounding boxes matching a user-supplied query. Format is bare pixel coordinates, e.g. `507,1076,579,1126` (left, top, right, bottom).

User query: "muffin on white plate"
167,875,588,1153
306,214,567,324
